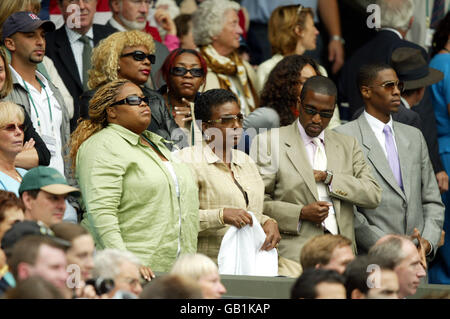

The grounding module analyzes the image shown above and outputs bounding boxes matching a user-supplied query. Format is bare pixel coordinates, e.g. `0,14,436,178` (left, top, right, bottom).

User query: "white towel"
218,211,278,276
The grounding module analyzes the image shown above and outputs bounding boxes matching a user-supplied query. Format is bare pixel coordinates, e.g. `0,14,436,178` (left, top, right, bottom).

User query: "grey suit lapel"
357,115,406,200
284,122,319,201
392,121,411,200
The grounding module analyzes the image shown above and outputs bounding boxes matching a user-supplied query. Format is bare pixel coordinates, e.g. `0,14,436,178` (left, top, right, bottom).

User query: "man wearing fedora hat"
18,166,79,228
335,63,444,263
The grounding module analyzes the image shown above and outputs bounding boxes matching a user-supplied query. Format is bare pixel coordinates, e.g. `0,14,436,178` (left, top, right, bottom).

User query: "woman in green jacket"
70,79,199,272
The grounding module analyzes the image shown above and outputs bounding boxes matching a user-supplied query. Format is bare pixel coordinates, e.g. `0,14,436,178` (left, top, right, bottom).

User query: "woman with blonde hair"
170,253,227,299
255,5,340,130
71,79,199,272
79,30,183,149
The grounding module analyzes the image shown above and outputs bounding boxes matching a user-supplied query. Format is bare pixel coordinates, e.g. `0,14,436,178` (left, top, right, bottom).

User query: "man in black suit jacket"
45,0,116,131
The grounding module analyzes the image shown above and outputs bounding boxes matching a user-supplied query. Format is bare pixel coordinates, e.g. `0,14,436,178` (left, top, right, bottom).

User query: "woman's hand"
261,219,281,251
22,138,35,150
173,98,192,128
139,265,155,282
154,8,177,35
223,208,253,229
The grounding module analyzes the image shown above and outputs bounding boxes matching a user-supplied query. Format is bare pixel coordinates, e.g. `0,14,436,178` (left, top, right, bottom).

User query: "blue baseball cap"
2,11,55,42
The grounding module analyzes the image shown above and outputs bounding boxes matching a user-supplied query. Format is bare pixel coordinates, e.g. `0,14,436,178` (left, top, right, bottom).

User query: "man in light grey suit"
251,76,381,275
335,63,444,258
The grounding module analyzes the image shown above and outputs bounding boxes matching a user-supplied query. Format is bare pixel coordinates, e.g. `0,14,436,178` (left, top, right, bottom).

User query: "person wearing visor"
70,79,199,273
79,30,184,149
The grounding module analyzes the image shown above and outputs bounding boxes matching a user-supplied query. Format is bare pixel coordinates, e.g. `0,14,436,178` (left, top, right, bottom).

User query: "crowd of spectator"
0,0,449,300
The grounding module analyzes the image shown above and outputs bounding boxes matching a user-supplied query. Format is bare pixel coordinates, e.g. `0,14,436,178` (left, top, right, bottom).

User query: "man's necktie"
79,35,92,90
383,125,403,189
312,137,338,235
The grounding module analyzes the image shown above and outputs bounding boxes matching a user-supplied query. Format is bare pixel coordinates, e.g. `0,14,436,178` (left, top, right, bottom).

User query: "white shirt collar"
9,65,48,90
364,110,394,133
380,27,403,39
65,24,94,44
401,97,411,109
108,18,127,31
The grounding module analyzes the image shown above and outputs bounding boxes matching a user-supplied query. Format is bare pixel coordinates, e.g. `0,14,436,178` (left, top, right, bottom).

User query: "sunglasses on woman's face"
1,123,25,132
110,95,150,107
170,66,204,77
121,51,156,64
207,113,244,126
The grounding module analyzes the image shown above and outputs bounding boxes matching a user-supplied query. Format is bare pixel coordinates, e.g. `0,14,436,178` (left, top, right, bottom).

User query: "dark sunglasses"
207,113,244,125
121,50,156,64
369,80,405,93
302,104,334,119
170,66,204,77
110,95,150,107
1,123,25,131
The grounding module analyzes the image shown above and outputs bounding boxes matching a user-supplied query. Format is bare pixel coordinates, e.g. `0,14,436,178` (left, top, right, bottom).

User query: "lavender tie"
383,125,403,189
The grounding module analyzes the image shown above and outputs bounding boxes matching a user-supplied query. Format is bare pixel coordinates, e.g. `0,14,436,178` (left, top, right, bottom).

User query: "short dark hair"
20,189,40,200
356,63,393,94
139,274,203,299
343,255,392,299
8,235,67,280
194,89,239,123
300,75,337,105
174,14,192,38
290,268,345,299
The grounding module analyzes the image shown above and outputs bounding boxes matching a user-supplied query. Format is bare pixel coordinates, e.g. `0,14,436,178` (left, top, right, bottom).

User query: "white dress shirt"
65,25,94,84
364,111,399,159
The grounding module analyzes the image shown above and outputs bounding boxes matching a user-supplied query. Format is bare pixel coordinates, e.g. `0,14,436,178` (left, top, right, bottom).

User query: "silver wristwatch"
324,170,333,185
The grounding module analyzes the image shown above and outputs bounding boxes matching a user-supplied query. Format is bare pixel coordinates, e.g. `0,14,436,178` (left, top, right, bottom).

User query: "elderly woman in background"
70,79,199,272
79,30,183,149
170,253,226,299
159,48,207,145
0,102,28,195
0,48,50,169
176,89,280,264
192,0,259,115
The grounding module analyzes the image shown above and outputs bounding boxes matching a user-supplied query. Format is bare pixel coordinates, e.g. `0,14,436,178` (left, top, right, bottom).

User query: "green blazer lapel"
284,122,318,201
392,121,411,200
358,116,406,200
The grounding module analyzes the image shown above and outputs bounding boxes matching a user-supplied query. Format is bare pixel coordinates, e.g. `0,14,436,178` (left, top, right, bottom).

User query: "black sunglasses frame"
110,95,150,107
170,66,204,78
121,50,156,64
207,113,244,125
301,104,334,119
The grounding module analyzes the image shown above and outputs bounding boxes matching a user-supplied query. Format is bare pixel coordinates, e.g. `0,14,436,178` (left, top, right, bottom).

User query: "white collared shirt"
10,66,64,175
380,27,404,39
364,111,399,159
65,25,94,84
107,18,127,31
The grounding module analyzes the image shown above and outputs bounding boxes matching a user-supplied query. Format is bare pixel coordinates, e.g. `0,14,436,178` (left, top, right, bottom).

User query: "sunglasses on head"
207,113,244,126
369,80,405,93
1,123,25,131
170,66,204,77
302,104,334,118
121,50,156,64
110,95,150,107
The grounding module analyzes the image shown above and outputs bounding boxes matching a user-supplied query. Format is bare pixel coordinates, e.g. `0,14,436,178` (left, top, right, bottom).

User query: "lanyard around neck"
22,77,54,134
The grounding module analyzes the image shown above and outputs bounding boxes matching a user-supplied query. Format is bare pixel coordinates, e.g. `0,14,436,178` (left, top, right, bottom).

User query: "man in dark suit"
338,0,420,117
45,0,116,131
